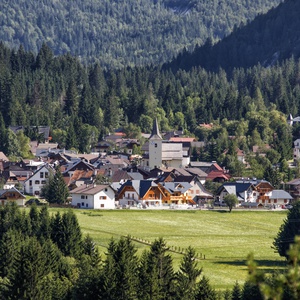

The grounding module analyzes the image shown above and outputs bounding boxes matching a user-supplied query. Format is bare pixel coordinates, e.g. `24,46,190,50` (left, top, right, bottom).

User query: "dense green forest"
0,41,299,181
0,0,282,68
168,0,300,72
1,0,300,181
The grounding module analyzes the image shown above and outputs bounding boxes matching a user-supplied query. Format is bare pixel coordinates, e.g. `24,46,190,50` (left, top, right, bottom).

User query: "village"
0,119,298,210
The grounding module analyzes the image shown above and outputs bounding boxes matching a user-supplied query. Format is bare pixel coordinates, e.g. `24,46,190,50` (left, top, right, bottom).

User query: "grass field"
56,208,288,290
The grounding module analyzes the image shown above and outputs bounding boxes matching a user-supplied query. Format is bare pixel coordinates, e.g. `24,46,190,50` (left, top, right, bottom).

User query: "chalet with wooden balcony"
0,187,26,206
117,179,165,207
255,180,274,205
158,182,195,205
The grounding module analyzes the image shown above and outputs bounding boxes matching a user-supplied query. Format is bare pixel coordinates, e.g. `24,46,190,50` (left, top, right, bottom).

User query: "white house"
269,190,293,207
216,182,258,205
70,184,115,209
23,165,52,196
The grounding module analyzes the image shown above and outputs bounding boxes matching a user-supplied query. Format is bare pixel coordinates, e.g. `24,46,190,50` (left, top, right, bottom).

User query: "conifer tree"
102,236,138,300
176,246,202,300
44,167,69,204
273,200,300,258
138,238,175,299
231,281,242,300
194,276,217,300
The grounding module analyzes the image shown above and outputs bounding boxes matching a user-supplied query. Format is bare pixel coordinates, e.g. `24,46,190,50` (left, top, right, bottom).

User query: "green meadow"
58,208,288,290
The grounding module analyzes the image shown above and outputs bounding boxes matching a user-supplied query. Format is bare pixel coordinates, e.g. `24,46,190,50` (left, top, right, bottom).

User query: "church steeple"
149,118,162,140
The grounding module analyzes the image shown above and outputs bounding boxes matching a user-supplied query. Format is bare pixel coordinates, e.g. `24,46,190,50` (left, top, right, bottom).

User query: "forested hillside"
0,0,282,68
168,0,300,72
0,42,298,179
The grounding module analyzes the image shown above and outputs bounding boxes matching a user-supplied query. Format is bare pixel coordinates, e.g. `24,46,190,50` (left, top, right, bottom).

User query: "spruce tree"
176,246,202,300
47,167,69,204
194,276,217,300
273,200,300,258
138,238,175,299
231,281,242,300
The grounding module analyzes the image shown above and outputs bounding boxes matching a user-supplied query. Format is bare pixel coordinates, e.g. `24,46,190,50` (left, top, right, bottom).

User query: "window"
45,172,49,178
40,172,44,178
35,191,40,195
105,188,108,192
35,180,40,184
41,180,46,184
100,196,107,200
81,195,85,199
29,180,32,186
101,204,104,208
81,202,84,206
155,143,157,148
86,203,88,208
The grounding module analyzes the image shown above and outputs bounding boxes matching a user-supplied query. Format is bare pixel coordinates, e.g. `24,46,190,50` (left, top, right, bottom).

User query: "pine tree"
59,210,83,258
273,200,300,258
138,238,175,299
231,281,242,300
102,236,138,300
194,276,217,300
176,246,202,300
46,167,69,204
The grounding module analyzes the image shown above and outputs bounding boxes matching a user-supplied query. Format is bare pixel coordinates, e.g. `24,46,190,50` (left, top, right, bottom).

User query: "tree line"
0,0,282,68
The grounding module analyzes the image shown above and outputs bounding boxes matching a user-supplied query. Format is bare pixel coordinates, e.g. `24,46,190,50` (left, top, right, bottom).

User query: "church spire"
149,118,162,140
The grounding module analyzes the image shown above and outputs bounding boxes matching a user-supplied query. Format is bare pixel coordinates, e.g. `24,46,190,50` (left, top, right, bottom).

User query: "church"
140,119,189,170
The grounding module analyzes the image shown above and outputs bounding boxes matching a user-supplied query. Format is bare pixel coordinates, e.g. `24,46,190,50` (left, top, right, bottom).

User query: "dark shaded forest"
0,0,282,68
168,0,300,72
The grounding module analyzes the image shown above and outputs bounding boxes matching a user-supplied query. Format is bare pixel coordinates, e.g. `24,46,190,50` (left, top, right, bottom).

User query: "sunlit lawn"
51,208,287,290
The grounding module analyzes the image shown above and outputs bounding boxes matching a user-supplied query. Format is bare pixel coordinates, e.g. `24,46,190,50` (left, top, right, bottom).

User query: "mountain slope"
0,0,282,69
167,0,300,72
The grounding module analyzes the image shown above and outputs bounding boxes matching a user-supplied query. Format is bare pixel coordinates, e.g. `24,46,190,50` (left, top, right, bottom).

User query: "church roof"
149,119,162,140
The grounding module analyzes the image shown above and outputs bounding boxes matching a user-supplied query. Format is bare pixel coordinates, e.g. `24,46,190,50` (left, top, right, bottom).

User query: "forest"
1,40,300,183
0,0,282,68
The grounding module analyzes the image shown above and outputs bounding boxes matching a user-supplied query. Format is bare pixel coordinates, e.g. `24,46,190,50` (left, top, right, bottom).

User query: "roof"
206,170,230,181
217,182,255,200
162,143,182,160
270,190,293,200
0,187,25,198
70,184,112,195
160,182,192,194
169,137,195,142
0,152,9,161
149,119,162,140
287,178,300,185
119,180,158,198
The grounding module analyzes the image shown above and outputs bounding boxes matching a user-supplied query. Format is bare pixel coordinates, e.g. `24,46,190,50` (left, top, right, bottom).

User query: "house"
216,182,257,205
35,143,59,157
23,165,53,196
0,187,26,206
254,180,274,205
269,190,293,207
70,184,115,209
173,175,213,204
286,178,300,199
158,182,195,206
117,179,164,207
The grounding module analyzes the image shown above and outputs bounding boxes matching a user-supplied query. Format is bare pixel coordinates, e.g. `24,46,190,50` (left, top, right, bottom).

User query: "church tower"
149,118,162,169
